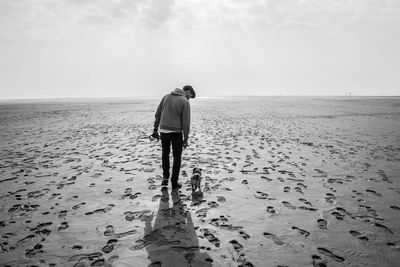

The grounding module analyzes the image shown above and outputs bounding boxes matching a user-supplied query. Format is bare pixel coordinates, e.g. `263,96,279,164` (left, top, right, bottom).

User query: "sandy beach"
0,96,399,267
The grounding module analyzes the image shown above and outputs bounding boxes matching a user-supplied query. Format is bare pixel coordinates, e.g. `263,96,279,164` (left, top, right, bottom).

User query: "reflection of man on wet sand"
133,188,212,266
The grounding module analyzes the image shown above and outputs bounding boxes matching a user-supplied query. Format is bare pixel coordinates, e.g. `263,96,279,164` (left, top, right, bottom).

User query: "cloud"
141,0,175,29
1,0,400,41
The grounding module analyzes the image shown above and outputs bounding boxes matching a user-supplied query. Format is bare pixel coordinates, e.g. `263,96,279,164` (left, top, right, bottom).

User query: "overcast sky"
0,0,399,99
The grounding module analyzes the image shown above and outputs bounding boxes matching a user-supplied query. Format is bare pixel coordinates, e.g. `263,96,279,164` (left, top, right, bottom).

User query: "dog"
190,167,202,192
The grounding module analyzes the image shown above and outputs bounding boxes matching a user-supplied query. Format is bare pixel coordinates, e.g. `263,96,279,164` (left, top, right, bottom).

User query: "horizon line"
1,94,400,102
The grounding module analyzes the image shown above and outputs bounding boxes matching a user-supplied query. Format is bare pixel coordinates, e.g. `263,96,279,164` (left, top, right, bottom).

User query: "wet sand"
0,96,400,266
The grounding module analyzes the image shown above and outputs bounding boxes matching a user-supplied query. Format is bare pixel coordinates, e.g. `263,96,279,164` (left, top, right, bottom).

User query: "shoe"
172,182,182,190
161,178,169,186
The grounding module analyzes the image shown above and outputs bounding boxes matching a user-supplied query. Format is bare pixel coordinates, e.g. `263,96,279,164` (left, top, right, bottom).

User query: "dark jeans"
160,132,183,186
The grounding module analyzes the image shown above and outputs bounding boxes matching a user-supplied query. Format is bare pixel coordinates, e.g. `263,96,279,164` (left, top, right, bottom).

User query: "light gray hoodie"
154,88,191,141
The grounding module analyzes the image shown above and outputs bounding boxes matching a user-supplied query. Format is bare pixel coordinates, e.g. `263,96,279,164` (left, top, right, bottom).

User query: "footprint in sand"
125,188,132,194
325,193,336,204
208,201,219,208
104,225,115,236
58,210,68,219
282,201,296,209
239,230,250,240
292,226,310,238
298,206,318,212
311,255,327,267
331,211,344,220
242,180,248,185
91,258,106,266
30,222,53,232
299,198,312,206
35,227,51,236
317,219,328,230
266,206,276,215
283,186,291,193
366,189,381,197
105,255,120,265
217,223,243,231
102,239,118,253
297,182,307,189
16,234,35,245
261,176,273,182
374,223,393,234
359,204,379,218
105,189,112,194
294,187,304,194
85,204,114,215
25,243,43,258
254,191,269,199
49,193,61,200
210,215,229,227
263,232,284,245
8,204,40,213
124,210,152,221
219,215,229,222
317,247,345,262
196,208,209,218
72,202,86,210
352,190,364,197
148,184,157,190
120,192,141,200
349,230,369,241
217,196,226,202
89,183,96,188
107,228,137,238
229,239,244,252
336,207,353,217
58,222,69,231
390,205,400,210
200,228,220,247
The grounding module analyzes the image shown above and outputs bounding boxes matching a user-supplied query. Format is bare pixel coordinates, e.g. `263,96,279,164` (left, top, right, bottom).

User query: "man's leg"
171,132,183,188
160,133,171,183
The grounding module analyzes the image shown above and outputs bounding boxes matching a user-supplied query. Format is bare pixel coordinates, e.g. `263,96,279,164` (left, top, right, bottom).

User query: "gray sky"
1,0,400,99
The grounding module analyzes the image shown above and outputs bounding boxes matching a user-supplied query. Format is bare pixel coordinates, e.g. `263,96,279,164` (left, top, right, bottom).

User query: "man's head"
183,85,196,100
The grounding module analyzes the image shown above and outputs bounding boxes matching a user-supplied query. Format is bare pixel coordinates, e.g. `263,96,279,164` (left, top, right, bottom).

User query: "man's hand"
150,130,160,141
183,139,188,149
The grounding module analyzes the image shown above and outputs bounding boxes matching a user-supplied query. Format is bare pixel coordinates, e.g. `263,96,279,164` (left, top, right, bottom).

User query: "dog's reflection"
140,188,212,266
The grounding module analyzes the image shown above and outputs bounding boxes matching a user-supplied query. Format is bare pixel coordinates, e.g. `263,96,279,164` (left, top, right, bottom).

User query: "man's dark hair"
183,85,196,99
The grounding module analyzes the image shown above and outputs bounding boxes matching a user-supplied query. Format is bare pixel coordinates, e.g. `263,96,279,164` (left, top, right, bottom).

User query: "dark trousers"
160,132,183,186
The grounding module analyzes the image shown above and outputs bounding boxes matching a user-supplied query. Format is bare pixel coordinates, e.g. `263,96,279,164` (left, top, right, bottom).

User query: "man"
152,85,196,190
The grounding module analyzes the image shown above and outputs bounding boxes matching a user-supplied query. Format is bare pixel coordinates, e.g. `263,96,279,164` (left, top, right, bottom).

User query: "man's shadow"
140,188,212,267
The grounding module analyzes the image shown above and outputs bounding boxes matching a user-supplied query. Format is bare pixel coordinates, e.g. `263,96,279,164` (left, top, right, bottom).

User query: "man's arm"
182,101,191,147
153,96,165,132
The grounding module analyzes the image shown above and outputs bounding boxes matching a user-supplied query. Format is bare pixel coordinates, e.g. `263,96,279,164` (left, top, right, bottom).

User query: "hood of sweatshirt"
171,88,185,96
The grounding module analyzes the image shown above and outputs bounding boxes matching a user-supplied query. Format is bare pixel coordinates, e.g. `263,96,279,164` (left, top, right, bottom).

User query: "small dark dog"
190,167,202,192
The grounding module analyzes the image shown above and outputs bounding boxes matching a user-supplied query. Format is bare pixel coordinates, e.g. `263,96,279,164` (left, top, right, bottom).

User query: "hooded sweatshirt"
154,88,191,141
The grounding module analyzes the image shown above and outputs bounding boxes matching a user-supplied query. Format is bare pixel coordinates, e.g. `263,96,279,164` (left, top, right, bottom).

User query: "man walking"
152,85,196,190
